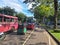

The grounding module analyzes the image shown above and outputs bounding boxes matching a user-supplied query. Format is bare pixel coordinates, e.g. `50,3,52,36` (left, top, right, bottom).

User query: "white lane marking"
22,30,34,45
49,36,51,45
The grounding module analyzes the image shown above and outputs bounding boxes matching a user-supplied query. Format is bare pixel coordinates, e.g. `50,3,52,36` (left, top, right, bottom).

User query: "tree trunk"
54,0,58,29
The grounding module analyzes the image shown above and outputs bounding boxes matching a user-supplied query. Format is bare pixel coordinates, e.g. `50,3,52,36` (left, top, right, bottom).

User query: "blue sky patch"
0,0,33,17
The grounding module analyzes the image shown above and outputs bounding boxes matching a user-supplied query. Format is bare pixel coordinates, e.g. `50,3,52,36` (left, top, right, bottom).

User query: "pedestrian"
23,21,27,35
17,21,23,35
18,21,22,29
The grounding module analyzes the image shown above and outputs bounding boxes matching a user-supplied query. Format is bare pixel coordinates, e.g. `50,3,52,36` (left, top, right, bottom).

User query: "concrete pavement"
25,27,49,45
0,26,50,45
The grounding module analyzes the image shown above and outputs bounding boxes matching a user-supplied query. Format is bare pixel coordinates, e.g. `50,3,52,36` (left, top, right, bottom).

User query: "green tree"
0,6,16,16
23,0,53,9
58,2,60,20
54,0,58,29
16,12,27,22
34,4,54,23
24,0,59,29
24,0,54,23
0,8,3,14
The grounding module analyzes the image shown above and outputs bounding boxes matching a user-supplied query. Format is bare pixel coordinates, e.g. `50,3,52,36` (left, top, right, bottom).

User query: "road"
0,30,32,45
25,27,49,45
0,26,49,45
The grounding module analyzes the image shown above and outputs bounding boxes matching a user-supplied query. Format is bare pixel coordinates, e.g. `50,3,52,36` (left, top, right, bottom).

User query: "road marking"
49,36,51,45
22,30,34,45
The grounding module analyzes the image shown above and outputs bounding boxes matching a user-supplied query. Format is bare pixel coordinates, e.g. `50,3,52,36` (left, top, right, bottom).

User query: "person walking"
23,21,27,35
17,21,23,35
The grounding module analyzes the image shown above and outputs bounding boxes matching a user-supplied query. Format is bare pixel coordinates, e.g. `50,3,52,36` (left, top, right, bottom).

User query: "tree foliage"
16,12,27,22
34,4,54,23
23,0,54,9
0,6,16,16
54,0,58,29
24,0,59,29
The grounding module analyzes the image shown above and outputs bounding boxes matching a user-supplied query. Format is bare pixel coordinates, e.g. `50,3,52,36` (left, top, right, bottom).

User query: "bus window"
6,19,10,22
11,18,14,22
4,17,10,22
0,16,2,22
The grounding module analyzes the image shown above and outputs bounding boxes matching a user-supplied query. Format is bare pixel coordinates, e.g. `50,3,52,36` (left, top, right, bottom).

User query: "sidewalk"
25,27,49,45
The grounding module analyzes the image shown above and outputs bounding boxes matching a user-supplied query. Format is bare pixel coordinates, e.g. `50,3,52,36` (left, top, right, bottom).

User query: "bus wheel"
0,32,6,41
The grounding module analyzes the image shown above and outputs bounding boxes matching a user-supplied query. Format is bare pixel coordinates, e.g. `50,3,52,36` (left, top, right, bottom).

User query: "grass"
51,33,60,41
49,30,60,42
41,23,60,42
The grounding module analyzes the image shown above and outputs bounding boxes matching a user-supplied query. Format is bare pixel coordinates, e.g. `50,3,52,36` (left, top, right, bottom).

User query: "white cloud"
8,2,23,12
0,0,23,12
27,2,36,10
28,3,32,9
0,0,33,16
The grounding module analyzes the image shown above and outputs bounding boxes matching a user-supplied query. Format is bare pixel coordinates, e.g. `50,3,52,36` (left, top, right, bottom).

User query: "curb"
44,27,60,45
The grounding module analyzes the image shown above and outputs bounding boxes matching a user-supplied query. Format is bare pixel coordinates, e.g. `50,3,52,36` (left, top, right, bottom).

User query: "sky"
0,0,33,17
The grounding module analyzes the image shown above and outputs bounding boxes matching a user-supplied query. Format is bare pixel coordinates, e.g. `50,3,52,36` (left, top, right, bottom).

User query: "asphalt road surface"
0,26,49,45
0,30,32,45
25,27,49,45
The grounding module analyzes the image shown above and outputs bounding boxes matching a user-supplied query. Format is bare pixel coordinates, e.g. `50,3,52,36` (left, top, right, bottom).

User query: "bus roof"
0,14,18,19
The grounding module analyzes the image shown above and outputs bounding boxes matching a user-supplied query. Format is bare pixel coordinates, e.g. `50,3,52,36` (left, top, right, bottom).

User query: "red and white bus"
26,17,35,30
0,14,18,35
